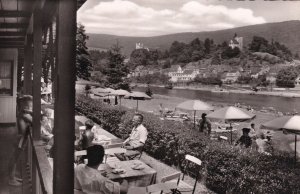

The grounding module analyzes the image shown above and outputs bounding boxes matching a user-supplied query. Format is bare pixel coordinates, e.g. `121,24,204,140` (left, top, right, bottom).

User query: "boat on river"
211,88,229,93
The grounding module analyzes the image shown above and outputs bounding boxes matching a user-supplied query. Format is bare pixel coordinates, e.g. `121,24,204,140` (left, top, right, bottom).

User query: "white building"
295,75,300,86
229,33,243,50
169,68,199,82
135,42,149,51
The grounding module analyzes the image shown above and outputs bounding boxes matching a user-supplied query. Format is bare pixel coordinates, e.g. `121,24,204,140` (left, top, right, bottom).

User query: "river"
136,86,300,114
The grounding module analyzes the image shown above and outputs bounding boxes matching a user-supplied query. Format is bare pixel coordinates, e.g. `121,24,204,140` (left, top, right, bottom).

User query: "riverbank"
133,83,300,98
119,93,300,158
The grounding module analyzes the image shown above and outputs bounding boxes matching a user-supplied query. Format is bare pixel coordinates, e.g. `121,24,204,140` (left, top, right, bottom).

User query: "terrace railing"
26,132,53,194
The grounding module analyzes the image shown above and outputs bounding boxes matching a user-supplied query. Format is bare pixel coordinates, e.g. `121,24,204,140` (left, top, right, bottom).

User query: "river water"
136,86,300,114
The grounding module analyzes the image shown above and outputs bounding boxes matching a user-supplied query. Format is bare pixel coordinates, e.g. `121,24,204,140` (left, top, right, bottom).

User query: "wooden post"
32,9,42,141
23,35,33,95
295,135,297,164
53,0,77,193
32,8,42,194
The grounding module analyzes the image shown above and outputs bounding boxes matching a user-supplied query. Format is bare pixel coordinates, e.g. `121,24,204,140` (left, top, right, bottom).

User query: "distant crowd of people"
197,113,273,155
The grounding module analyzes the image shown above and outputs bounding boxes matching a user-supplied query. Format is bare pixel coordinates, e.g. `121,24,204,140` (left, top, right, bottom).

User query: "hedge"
76,94,300,194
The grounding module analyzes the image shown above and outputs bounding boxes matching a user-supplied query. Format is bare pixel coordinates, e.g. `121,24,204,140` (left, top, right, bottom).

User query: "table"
98,160,157,187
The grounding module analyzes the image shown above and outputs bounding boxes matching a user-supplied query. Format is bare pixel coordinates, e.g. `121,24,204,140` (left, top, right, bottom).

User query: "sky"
77,0,300,37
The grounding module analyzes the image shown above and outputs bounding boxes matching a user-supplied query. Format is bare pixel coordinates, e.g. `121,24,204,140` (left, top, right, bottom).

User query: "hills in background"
87,20,300,57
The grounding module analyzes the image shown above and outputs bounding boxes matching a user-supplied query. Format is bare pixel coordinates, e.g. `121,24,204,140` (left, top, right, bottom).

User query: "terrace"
0,0,86,193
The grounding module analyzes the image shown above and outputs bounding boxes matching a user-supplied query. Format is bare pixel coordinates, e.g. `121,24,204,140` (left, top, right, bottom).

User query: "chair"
159,172,181,194
147,182,178,194
75,150,87,164
115,145,144,161
104,143,124,163
127,187,147,194
180,154,202,194
127,145,144,160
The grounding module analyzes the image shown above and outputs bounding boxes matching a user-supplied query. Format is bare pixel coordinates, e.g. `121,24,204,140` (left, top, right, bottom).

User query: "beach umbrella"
110,89,130,106
125,91,151,111
261,115,300,163
90,87,110,94
176,100,214,129
207,106,256,144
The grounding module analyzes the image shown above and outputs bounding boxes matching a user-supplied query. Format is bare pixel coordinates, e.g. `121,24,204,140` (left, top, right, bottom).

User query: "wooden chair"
104,143,124,163
127,145,144,160
74,150,87,164
115,145,144,161
127,187,147,194
180,154,202,194
147,182,178,194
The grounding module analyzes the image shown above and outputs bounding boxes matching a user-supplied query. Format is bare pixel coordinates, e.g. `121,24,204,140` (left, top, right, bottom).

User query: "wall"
0,49,18,123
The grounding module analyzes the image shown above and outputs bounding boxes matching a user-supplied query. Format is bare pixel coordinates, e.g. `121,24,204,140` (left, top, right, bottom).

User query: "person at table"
249,123,257,139
198,113,212,136
121,113,148,160
235,128,252,148
74,145,129,194
41,114,53,142
255,133,271,155
76,120,95,151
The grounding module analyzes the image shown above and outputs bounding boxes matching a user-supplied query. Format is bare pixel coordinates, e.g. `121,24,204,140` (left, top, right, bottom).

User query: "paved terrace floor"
0,124,31,194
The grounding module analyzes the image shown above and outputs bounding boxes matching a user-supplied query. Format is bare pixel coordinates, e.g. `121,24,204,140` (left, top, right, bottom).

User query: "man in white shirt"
118,114,148,160
74,145,128,194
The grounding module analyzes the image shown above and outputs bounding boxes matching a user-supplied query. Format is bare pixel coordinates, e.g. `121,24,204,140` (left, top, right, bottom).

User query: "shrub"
76,94,300,194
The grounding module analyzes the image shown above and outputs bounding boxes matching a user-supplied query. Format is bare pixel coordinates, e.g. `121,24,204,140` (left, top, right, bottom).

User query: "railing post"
53,0,77,193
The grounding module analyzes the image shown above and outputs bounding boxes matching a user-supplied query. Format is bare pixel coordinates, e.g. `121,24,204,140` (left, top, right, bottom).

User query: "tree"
249,36,269,52
211,53,221,65
221,47,240,59
145,85,153,97
204,38,211,54
276,67,298,88
102,43,130,90
76,24,92,80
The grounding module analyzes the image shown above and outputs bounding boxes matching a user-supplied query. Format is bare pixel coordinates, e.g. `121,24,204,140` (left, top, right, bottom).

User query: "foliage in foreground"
76,95,300,194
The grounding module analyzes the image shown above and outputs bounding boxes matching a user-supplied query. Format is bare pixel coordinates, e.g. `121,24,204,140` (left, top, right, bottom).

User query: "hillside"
87,20,300,57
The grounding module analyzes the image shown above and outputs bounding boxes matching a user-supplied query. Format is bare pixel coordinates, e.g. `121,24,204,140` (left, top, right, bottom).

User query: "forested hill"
87,20,300,56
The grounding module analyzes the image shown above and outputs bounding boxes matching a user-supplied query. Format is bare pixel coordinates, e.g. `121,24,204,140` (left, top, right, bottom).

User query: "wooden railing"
27,133,53,194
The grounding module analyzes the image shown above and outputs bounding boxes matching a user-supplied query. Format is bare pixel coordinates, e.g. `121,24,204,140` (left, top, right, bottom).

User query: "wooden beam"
32,10,42,141
0,23,29,29
0,41,23,45
0,10,31,17
23,35,33,95
53,0,77,193
32,8,43,194
0,44,24,48
0,31,26,36
0,37,25,42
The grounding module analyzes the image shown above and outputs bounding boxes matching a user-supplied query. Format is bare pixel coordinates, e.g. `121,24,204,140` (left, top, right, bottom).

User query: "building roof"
170,65,181,71
183,70,194,75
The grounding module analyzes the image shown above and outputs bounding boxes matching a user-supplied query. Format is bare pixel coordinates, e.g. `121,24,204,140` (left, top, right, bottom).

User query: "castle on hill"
136,42,149,51
229,33,243,51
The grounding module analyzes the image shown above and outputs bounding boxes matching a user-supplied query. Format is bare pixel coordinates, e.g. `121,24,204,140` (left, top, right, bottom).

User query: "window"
0,61,13,96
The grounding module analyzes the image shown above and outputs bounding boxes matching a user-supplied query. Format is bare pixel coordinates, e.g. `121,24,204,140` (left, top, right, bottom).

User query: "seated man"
235,128,252,148
74,145,128,194
117,114,148,160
